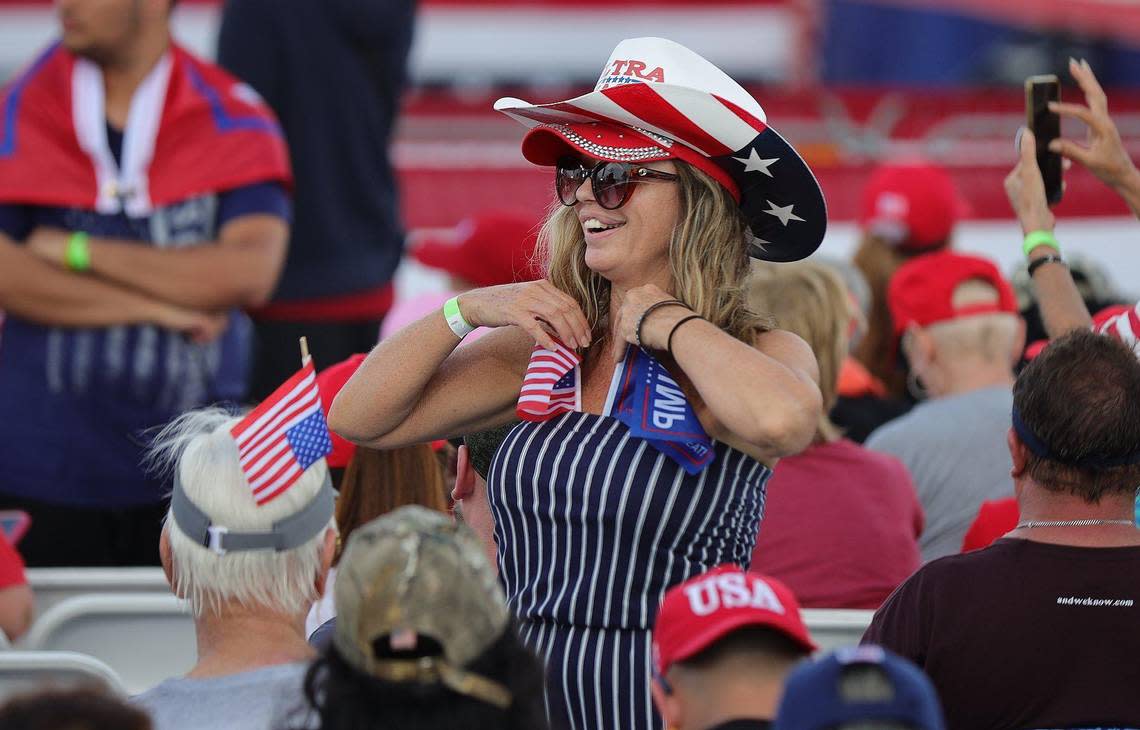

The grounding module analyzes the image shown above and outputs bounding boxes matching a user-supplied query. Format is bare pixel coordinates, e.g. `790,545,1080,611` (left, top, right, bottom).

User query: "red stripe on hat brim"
667,143,742,202
518,120,744,203
602,84,734,158
713,94,769,135
543,101,629,127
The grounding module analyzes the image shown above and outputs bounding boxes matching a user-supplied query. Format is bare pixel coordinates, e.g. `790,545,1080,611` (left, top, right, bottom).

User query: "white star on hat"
733,149,779,177
762,201,805,226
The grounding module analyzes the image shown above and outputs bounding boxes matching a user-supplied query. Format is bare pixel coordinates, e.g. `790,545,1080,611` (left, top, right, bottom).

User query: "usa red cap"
860,162,968,252
653,565,815,678
888,251,1018,337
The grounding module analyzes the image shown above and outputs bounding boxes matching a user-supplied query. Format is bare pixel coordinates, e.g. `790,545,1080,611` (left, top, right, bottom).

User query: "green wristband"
443,295,475,338
1023,230,1061,258
65,231,91,272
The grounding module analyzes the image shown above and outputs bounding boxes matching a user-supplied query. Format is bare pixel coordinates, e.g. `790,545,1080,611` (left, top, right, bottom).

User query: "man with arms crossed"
0,0,291,565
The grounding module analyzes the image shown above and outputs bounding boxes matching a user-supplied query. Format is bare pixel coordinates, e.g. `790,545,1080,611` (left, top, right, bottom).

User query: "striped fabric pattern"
517,340,581,421
230,361,331,505
488,411,770,730
497,82,765,159
1096,301,1140,358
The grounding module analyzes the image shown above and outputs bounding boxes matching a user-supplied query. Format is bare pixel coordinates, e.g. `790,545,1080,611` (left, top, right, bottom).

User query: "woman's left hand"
611,284,692,361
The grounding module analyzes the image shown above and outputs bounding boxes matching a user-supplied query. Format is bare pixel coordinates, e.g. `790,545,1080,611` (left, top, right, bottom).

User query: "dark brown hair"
297,619,549,730
334,444,449,565
1014,329,1140,502
852,233,946,397
678,626,810,672
0,688,151,730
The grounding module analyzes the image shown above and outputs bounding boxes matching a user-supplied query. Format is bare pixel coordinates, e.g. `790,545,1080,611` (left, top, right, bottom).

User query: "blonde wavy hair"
536,161,770,346
748,261,855,442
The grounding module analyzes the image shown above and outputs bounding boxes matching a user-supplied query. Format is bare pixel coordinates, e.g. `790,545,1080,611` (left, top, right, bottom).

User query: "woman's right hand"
458,281,592,351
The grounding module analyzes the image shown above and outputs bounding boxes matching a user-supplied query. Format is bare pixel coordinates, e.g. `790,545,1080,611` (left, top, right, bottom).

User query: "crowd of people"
1,1,1139,729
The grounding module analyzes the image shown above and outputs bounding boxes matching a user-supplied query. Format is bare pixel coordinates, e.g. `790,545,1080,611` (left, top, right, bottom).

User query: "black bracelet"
667,315,705,358
1027,254,1066,278
635,299,687,349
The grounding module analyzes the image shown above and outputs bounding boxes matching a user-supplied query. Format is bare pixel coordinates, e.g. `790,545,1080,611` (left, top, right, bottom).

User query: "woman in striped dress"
329,37,826,730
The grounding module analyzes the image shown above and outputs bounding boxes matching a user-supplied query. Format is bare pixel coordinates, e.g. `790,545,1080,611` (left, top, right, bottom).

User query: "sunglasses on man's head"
555,156,679,210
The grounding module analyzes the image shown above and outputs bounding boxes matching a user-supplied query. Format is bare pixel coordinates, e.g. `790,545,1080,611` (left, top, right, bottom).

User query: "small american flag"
230,361,333,505
516,339,581,421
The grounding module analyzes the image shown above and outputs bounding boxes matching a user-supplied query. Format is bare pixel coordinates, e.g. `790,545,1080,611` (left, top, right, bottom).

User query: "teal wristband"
1023,230,1061,258
65,231,91,272
443,296,475,338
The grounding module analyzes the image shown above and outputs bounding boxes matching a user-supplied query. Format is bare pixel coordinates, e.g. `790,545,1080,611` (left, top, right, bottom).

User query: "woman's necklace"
1015,519,1135,529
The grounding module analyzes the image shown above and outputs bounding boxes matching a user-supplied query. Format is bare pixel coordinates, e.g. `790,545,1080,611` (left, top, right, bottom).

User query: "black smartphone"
1026,74,1063,205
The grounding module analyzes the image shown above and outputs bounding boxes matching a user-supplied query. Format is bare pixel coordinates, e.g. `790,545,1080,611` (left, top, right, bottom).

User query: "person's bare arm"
1005,57,1140,339
25,214,288,309
0,584,33,642
614,285,822,460
0,233,225,339
329,280,591,449
1005,128,1093,337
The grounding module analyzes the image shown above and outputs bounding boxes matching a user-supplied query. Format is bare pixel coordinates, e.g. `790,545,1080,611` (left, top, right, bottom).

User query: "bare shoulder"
752,328,820,384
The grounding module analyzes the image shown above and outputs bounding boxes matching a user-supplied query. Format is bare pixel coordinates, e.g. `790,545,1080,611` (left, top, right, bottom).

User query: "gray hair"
148,408,335,617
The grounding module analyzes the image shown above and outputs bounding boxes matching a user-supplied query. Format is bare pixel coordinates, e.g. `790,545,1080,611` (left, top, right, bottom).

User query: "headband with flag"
230,361,333,505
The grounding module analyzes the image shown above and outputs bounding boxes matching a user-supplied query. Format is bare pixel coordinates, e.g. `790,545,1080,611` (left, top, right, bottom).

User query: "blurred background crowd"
1,1,1140,730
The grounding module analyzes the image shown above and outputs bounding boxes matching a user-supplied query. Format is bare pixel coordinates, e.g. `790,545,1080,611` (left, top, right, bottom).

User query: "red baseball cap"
888,251,1018,337
316,354,368,469
653,565,816,678
413,213,542,288
860,162,968,252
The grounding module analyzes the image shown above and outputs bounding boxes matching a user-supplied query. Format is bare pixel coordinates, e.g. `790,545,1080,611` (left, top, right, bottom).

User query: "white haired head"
149,408,336,617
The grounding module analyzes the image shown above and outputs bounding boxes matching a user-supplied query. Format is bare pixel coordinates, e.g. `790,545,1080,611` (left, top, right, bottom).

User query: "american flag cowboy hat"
494,37,827,263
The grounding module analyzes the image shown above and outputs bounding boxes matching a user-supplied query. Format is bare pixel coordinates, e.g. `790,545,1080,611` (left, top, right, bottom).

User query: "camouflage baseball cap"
333,505,512,708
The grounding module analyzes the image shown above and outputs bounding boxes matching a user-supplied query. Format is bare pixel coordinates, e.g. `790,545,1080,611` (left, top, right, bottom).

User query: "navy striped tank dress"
487,410,772,730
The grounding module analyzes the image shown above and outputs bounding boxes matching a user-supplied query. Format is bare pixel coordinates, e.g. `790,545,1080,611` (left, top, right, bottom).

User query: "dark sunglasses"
555,156,679,210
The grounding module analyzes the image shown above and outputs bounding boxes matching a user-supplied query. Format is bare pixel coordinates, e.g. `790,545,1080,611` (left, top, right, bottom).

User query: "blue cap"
773,646,945,730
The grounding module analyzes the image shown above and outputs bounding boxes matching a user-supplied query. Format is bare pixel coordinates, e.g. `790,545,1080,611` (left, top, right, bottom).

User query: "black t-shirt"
863,538,1140,730
706,721,771,730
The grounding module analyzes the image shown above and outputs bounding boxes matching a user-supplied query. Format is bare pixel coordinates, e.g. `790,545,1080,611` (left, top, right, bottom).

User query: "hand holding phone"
1026,74,1063,205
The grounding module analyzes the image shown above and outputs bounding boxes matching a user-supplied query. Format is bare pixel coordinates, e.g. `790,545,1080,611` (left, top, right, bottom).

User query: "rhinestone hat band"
540,123,673,162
